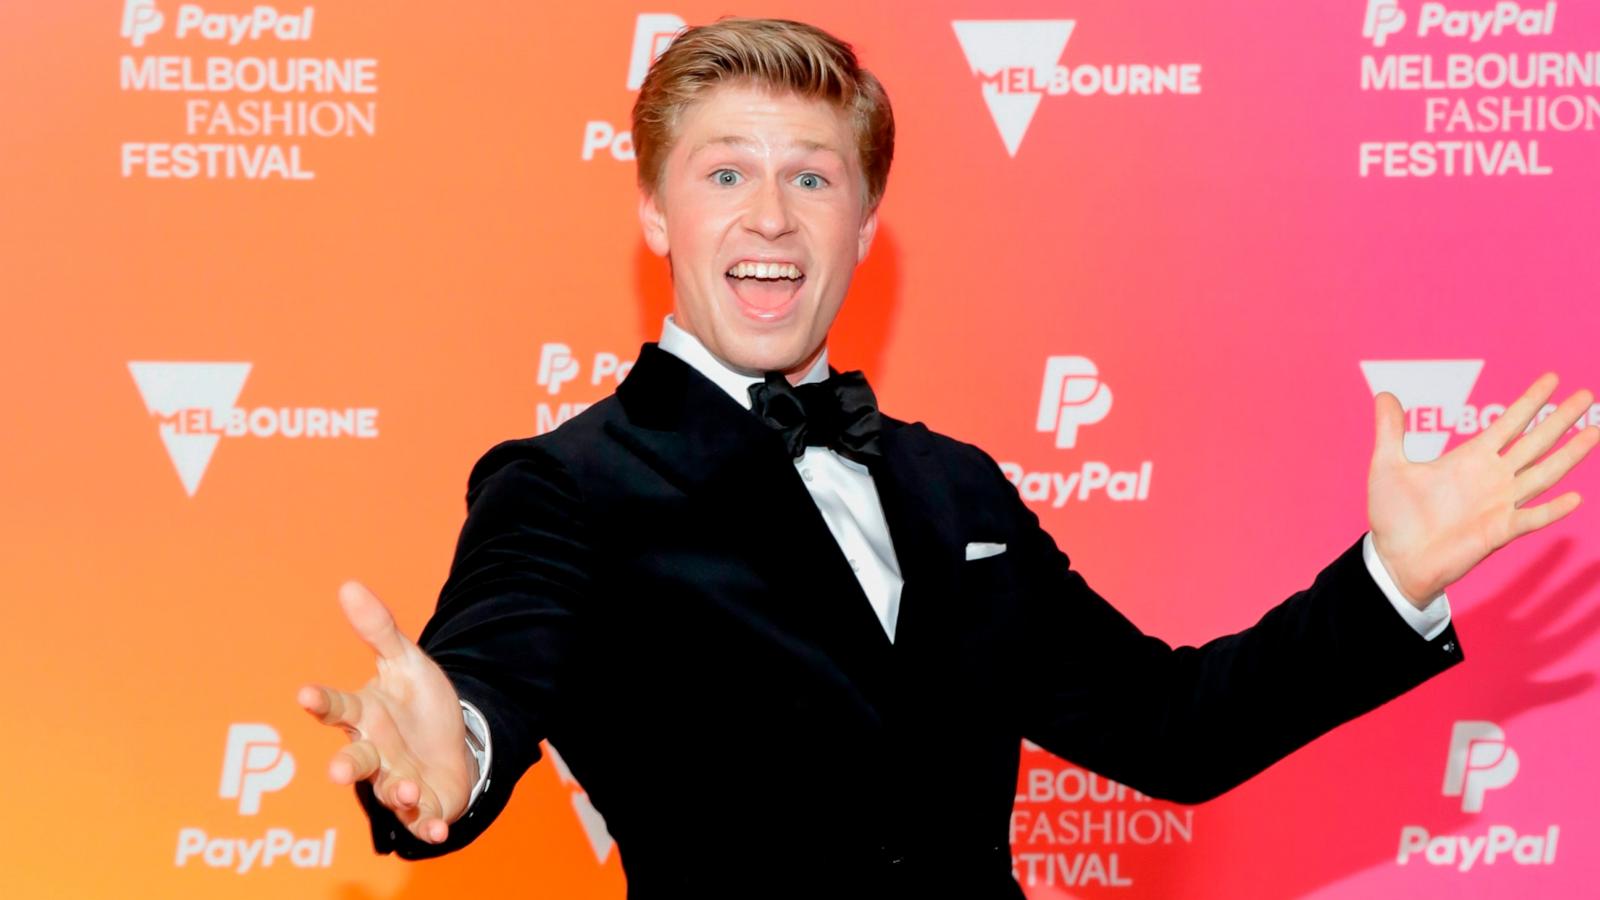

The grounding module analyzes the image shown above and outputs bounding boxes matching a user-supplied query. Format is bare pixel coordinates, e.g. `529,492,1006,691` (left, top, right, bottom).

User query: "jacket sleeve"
356,438,593,858
997,462,1465,804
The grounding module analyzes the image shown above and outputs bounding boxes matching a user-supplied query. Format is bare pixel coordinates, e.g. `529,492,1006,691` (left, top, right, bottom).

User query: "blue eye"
712,169,741,186
796,172,827,190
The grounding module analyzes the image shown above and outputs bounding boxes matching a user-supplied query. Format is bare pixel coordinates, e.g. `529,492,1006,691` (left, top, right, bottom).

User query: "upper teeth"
728,262,801,279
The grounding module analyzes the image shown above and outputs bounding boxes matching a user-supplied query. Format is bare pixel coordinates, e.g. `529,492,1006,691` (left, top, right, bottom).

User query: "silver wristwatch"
460,699,492,811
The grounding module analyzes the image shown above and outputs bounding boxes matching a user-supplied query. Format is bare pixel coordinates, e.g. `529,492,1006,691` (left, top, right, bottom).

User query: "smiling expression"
639,82,879,378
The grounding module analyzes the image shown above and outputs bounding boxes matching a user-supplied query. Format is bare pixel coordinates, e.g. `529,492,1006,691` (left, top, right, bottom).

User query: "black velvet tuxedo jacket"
358,343,1464,898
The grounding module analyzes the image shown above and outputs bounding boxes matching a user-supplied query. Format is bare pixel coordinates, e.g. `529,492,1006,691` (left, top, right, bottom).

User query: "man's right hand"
297,581,475,844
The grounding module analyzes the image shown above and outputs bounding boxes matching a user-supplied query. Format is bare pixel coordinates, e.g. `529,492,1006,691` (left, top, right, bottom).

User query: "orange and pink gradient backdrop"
3,1,1598,897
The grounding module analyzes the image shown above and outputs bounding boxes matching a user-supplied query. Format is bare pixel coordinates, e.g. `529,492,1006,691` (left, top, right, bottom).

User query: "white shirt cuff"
1362,531,1451,641
461,699,492,810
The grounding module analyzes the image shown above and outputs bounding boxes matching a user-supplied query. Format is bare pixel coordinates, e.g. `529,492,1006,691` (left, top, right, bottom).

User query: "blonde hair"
631,17,895,212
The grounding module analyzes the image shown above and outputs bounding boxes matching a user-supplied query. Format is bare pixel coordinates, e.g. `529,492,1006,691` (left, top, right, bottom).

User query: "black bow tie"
747,370,884,466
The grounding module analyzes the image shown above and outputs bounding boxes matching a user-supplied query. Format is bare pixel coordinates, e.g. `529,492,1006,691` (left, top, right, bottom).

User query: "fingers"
338,580,414,662
404,786,450,843
330,739,382,784
1372,391,1407,466
1505,387,1596,473
410,815,449,844
372,772,419,810
337,750,449,843
1511,491,1583,541
1515,423,1600,506
391,777,421,808
375,771,450,844
324,738,450,843
325,738,420,816
297,683,363,730
1475,372,1560,455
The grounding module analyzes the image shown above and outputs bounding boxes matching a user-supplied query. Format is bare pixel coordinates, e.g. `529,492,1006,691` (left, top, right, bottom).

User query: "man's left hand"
1368,372,1597,608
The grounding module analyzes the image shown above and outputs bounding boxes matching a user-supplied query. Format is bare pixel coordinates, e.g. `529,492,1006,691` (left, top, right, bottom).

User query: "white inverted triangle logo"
128,361,252,497
951,20,1075,157
544,742,615,864
1359,360,1484,462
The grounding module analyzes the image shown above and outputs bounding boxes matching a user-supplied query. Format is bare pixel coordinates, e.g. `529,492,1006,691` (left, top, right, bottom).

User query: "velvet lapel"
871,420,967,655
609,344,894,698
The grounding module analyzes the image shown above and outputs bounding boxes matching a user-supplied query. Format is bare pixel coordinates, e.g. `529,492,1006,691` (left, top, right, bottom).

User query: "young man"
298,17,1596,898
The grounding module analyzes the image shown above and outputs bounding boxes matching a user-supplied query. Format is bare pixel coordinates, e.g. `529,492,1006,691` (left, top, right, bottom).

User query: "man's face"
639,82,879,377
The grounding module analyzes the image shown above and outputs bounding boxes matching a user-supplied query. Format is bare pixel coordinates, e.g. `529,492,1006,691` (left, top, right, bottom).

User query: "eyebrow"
686,135,843,161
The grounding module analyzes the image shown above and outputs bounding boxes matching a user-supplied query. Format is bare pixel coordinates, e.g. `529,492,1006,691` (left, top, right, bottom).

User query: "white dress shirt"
459,316,1452,807
658,315,908,639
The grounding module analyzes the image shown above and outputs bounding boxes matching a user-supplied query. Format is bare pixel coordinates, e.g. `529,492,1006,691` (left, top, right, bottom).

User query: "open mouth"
724,260,806,320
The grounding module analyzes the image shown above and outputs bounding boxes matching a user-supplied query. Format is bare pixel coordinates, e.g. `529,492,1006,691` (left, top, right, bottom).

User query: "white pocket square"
964,541,1007,561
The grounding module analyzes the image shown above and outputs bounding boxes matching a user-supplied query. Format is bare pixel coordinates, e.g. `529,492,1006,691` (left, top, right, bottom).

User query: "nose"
742,174,794,240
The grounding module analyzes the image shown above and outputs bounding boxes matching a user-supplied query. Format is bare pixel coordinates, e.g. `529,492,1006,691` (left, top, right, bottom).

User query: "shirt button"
801,468,814,482
849,558,860,572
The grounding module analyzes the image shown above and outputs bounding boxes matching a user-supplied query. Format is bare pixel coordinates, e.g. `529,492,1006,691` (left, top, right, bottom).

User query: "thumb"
1372,391,1407,467
339,580,413,662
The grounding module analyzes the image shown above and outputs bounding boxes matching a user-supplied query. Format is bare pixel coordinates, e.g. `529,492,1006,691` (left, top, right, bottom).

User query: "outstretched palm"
297,581,474,843
1369,372,1597,607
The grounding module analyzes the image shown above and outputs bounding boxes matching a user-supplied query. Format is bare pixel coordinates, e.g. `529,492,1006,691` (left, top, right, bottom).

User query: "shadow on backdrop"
1108,537,1599,899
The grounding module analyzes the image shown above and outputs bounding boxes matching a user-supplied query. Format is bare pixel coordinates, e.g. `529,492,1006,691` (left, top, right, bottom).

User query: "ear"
639,188,670,257
856,203,880,264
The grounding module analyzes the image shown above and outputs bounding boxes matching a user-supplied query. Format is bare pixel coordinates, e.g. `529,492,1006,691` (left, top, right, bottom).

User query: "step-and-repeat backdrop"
3,1,1598,897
